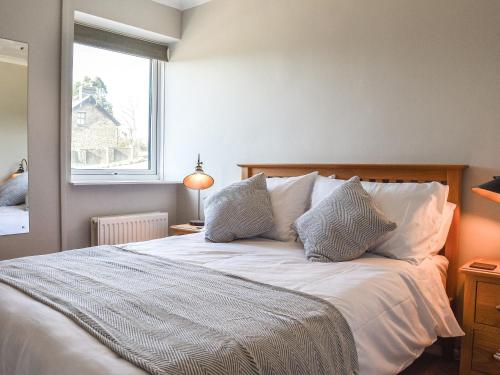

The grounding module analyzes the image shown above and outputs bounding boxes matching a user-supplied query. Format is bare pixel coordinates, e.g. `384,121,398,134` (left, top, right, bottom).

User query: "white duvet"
0,233,463,375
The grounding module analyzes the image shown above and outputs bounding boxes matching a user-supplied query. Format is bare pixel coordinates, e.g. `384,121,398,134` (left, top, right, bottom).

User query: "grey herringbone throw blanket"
0,246,358,375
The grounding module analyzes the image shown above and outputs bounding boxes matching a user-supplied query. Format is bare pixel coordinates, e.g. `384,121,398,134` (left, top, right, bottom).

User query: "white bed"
0,205,29,236
0,233,463,375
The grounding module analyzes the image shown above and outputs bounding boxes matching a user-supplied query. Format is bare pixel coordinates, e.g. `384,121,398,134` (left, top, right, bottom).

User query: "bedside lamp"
183,154,214,227
12,159,28,178
472,176,500,203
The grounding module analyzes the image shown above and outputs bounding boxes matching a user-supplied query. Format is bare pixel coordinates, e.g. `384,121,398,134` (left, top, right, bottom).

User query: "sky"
73,43,151,143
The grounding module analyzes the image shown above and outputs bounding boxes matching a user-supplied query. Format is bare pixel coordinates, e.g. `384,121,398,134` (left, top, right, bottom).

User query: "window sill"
70,179,181,186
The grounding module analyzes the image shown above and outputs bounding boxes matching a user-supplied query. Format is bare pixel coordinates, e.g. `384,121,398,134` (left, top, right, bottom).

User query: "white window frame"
70,52,165,183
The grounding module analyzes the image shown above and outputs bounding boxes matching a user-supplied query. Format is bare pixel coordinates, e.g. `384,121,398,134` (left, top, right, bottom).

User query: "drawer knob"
496,305,500,311
494,352,500,362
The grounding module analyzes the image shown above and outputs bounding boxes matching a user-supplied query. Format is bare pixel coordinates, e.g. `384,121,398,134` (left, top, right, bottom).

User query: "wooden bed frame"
239,163,467,300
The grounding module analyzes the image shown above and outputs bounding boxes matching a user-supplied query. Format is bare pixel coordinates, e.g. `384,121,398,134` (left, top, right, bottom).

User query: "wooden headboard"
239,163,467,299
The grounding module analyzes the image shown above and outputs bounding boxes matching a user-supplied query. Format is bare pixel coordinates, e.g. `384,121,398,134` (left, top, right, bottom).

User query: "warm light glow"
183,173,214,190
472,187,500,203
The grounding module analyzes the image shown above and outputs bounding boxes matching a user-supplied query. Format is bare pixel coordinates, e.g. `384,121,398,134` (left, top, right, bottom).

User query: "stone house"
71,94,133,167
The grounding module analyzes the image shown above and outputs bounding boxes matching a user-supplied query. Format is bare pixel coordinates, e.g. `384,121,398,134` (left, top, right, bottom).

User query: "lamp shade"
472,176,500,203
183,154,214,191
183,172,214,190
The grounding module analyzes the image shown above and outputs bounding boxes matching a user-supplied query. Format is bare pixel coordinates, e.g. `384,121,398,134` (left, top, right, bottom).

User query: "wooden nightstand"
460,259,500,375
170,224,203,236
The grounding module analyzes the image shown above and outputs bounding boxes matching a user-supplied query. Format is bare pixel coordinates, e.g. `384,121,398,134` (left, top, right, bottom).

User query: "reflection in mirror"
0,37,29,236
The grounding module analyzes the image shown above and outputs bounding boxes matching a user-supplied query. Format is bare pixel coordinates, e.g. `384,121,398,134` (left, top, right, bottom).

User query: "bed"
0,163,467,375
0,204,29,236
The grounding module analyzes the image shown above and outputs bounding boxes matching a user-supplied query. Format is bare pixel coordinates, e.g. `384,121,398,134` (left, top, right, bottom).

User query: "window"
76,111,86,126
71,25,168,180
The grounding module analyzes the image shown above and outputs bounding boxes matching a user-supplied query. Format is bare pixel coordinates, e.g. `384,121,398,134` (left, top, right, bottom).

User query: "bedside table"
170,224,203,236
460,259,500,375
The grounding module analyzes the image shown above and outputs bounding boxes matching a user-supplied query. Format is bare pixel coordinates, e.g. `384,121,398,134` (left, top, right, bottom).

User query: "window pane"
72,43,152,171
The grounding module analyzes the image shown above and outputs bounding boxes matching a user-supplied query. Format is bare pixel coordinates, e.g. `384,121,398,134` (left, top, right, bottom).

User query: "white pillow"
430,202,456,255
311,175,344,207
361,180,449,264
310,176,450,263
262,172,318,241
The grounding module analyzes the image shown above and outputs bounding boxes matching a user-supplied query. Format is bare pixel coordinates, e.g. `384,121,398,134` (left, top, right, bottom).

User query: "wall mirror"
0,37,29,236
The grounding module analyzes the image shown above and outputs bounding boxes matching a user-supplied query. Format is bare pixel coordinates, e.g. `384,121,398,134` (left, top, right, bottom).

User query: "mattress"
0,233,463,375
0,205,29,236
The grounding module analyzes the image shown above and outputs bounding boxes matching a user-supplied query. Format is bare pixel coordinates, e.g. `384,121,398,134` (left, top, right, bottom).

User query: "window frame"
70,45,165,182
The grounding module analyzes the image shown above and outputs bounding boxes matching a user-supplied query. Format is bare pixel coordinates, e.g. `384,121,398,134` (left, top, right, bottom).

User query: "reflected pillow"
0,173,28,207
294,177,396,262
204,173,274,242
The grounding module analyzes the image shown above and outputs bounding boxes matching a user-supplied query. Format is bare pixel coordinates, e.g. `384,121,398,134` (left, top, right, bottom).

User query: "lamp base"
189,219,204,227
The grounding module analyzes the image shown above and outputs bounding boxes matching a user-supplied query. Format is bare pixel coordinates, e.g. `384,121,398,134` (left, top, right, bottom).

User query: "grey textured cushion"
0,173,28,206
205,173,274,242
294,176,396,262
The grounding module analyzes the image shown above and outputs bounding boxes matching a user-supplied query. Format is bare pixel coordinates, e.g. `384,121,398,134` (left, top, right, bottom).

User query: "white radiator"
90,212,168,246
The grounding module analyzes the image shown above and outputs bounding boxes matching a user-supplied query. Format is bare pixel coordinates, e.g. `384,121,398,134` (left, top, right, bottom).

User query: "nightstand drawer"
471,330,500,374
476,282,500,327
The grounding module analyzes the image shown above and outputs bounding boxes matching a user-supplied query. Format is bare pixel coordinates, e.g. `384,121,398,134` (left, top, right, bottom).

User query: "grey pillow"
294,176,396,262
204,173,274,242
0,173,28,207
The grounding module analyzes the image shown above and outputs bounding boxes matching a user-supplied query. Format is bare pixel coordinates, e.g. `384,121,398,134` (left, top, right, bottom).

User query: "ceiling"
152,0,212,10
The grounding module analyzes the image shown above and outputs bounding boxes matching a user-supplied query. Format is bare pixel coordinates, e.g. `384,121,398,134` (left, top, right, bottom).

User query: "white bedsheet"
0,205,29,236
0,234,463,375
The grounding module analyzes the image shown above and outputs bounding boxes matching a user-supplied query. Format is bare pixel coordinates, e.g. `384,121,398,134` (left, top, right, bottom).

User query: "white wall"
165,0,500,268
0,62,27,181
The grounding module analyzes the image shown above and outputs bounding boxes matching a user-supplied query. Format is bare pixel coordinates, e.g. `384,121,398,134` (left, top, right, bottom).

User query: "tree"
73,76,114,115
